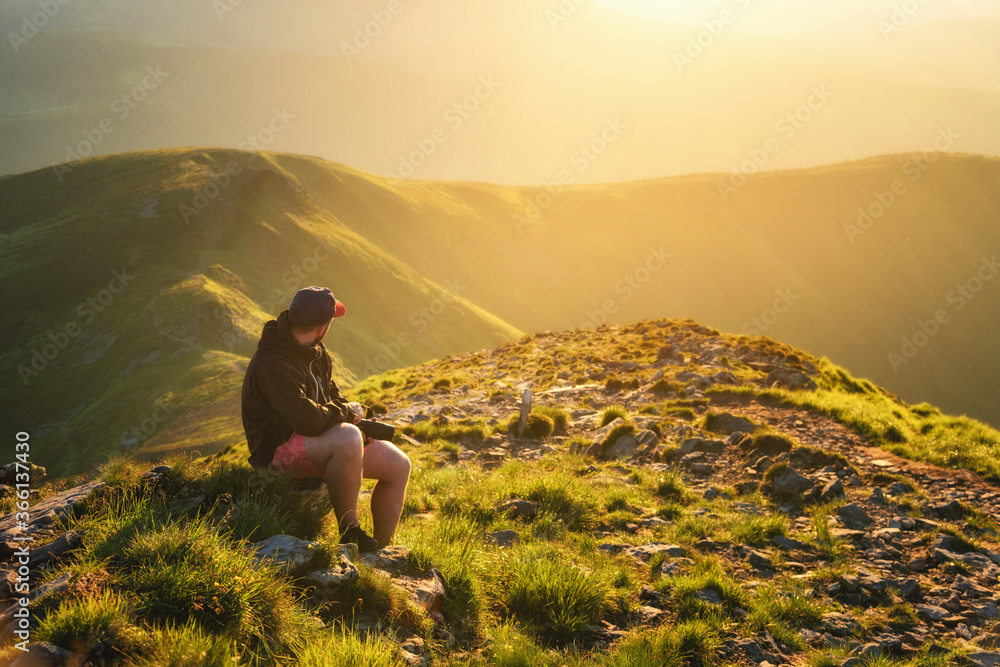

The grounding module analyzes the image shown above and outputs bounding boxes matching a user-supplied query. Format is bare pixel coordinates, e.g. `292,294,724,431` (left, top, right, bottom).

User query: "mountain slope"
281,151,1000,428
0,149,520,476
2,149,999,478
2,317,999,665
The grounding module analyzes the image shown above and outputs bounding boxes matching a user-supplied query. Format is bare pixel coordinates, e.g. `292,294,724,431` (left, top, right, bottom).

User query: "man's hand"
346,401,365,424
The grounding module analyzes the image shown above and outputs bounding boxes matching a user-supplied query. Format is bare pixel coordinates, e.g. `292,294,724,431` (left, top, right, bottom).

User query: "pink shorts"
271,433,325,479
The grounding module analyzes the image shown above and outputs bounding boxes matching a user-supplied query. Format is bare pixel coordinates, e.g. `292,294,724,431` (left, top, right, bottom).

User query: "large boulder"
249,534,326,572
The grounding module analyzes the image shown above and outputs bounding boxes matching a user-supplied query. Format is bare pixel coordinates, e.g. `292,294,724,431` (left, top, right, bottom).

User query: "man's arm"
329,378,367,424
258,360,355,435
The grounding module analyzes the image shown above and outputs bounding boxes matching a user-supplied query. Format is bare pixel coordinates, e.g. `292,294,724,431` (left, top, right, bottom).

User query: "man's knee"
388,447,411,483
315,423,364,461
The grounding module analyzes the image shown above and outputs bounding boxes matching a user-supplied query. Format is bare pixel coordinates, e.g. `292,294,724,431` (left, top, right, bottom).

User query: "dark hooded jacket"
242,310,357,469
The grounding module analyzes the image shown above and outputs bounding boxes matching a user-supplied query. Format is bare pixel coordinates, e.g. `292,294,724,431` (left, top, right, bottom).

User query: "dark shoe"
341,525,379,552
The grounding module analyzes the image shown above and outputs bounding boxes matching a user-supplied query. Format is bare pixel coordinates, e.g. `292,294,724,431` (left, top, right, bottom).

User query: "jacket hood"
258,310,326,360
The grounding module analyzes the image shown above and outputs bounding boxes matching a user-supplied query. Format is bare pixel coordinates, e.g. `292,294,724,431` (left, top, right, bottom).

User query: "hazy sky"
0,0,997,182
592,0,1000,33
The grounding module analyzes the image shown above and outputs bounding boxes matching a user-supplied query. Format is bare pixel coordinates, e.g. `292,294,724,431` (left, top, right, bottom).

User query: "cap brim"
334,299,347,318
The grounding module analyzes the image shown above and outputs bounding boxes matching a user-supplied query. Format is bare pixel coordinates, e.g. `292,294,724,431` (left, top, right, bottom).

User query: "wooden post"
517,388,532,436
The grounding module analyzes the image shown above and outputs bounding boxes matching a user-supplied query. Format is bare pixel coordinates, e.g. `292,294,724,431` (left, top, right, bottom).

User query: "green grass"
659,557,747,618
297,625,408,666
535,405,571,433
402,513,493,642
654,468,690,502
601,620,721,667
517,473,600,532
16,301,1000,666
600,405,630,426
711,358,1000,480
35,590,141,657
126,622,239,666
746,585,826,648
402,418,495,445
120,516,311,657
727,514,787,547
809,503,850,561
501,548,611,639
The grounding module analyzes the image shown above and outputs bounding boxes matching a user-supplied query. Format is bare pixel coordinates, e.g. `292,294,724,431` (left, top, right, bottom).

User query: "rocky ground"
1,320,999,665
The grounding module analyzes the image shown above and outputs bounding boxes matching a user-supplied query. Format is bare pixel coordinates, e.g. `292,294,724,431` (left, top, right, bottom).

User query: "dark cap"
288,286,346,325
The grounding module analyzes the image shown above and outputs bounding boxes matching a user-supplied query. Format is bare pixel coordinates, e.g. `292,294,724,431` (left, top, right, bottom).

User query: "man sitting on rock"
241,286,410,552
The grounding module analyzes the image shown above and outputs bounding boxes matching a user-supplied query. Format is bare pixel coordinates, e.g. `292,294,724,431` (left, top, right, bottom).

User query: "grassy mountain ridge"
2,148,999,479
0,148,520,476
3,317,1000,665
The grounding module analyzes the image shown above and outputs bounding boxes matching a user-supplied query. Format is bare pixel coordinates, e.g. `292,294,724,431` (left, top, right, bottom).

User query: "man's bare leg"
303,423,365,532
362,439,411,547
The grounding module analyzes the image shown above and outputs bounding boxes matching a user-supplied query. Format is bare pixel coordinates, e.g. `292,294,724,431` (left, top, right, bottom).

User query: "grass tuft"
502,549,610,639
600,405,630,426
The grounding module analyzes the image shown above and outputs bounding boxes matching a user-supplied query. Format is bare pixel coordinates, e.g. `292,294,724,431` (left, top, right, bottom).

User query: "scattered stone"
0,462,46,486
249,535,325,573
680,438,727,455
771,535,811,552
625,543,684,563
916,604,951,622
897,578,922,599
693,588,724,606
358,546,411,576
962,653,1000,667
393,571,447,615
838,504,874,530
0,481,103,541
28,530,83,569
705,413,755,435
821,612,861,637
591,418,627,444
604,435,641,460
9,641,83,667
771,466,814,494
821,478,845,501
498,498,538,522
838,574,861,592
486,530,520,548
764,369,817,391
304,557,361,604
747,550,771,570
